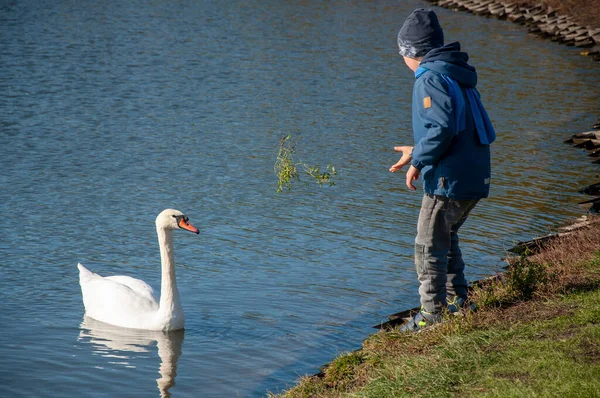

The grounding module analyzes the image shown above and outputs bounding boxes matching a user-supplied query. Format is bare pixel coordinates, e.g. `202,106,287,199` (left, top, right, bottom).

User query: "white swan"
78,209,199,331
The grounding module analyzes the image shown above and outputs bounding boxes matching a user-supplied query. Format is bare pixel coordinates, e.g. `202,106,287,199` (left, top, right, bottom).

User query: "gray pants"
415,194,479,313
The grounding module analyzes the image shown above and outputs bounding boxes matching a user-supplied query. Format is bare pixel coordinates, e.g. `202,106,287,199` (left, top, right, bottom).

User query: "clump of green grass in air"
274,134,337,193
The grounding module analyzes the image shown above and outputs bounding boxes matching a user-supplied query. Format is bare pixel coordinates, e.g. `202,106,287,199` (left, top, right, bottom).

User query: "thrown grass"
274,134,337,193
269,216,600,397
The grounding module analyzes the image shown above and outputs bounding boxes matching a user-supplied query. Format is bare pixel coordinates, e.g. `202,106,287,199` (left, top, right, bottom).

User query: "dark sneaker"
447,296,477,315
399,309,442,332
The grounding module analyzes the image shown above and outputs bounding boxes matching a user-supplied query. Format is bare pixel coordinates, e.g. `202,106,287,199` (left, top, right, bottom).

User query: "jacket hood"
420,42,477,88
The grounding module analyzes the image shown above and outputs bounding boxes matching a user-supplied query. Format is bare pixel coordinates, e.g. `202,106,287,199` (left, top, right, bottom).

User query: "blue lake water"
1,0,599,396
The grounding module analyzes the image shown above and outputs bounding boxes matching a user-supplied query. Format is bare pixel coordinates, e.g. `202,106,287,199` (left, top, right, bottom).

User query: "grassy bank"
269,217,600,397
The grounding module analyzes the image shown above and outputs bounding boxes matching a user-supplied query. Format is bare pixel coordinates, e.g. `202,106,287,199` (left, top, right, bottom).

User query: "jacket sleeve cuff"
411,158,425,170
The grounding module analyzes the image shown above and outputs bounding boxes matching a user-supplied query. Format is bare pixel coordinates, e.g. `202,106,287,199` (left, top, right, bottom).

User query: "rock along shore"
424,0,600,61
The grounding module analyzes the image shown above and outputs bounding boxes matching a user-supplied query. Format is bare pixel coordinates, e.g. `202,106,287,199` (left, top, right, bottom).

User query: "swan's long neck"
157,227,182,315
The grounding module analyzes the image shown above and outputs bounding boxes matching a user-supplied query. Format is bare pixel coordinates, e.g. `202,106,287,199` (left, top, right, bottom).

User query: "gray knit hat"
397,8,444,58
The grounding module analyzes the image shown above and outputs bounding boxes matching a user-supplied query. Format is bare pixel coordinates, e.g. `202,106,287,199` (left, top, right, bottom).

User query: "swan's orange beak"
178,217,199,234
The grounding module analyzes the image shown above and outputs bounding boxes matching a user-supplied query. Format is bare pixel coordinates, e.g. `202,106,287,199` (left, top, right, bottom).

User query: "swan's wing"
78,263,160,328
79,275,159,327
78,263,157,303
104,275,156,303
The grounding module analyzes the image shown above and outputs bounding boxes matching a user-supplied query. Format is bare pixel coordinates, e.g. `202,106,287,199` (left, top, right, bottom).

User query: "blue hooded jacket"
409,42,493,200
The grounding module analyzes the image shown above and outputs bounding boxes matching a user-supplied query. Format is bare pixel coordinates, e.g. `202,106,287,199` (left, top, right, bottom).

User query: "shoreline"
271,216,600,397
424,0,600,61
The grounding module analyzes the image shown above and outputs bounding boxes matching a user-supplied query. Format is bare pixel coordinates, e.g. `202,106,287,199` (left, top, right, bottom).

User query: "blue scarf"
415,66,495,145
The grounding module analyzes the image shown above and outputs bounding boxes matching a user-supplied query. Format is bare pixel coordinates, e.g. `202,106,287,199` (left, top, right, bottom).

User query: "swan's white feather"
78,263,159,329
104,275,157,303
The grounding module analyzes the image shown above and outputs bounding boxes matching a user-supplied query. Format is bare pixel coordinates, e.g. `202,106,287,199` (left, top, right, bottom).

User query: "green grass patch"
352,289,600,398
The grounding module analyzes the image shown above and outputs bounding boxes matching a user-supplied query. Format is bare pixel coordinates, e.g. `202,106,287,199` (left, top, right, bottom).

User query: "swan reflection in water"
79,316,184,397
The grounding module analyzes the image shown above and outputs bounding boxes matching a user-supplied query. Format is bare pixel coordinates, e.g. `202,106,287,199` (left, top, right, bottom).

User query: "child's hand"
389,145,413,172
406,165,420,191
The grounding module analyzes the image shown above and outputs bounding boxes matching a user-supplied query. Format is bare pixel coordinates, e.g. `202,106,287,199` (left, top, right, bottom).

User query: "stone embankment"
425,0,600,61
566,128,600,212
504,123,600,256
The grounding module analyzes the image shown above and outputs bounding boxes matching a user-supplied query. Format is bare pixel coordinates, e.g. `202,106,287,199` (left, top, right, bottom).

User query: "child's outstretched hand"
389,145,414,172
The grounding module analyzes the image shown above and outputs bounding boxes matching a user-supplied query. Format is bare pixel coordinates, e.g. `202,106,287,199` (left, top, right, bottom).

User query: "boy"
389,9,495,332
